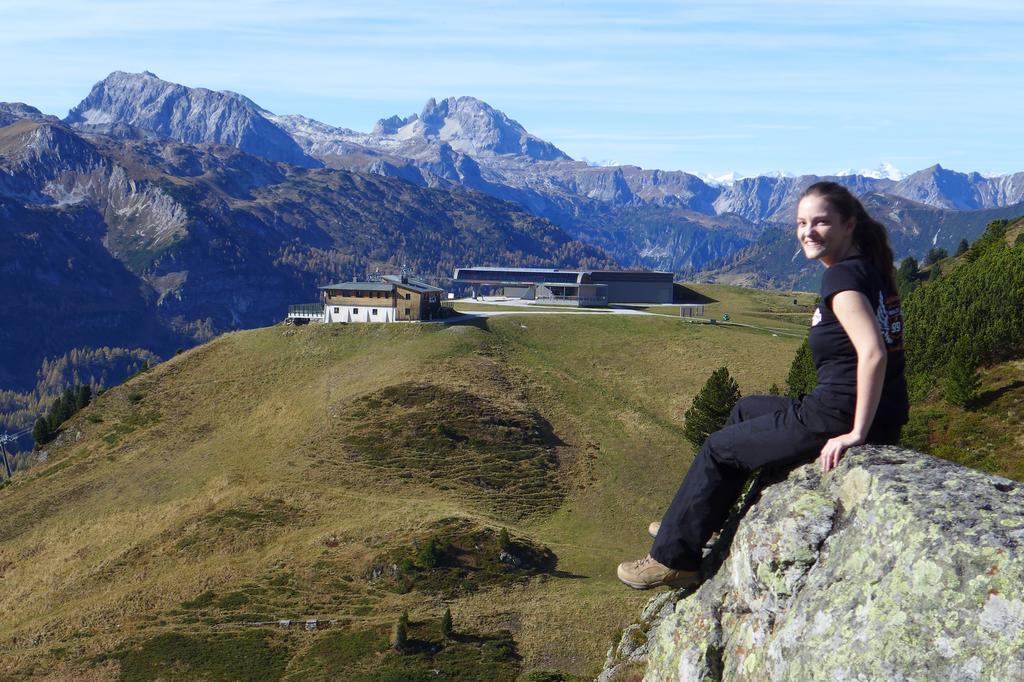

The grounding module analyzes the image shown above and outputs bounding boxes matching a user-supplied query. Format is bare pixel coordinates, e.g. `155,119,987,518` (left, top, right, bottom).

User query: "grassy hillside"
902,357,1024,481
0,307,802,679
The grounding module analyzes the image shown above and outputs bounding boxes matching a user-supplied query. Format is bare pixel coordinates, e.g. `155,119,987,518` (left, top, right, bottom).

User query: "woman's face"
796,194,856,266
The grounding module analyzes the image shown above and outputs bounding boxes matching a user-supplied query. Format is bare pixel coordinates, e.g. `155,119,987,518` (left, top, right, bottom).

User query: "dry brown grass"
0,308,803,678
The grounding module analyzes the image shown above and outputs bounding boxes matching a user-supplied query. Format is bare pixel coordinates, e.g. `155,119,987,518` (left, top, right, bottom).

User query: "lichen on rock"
603,446,1024,681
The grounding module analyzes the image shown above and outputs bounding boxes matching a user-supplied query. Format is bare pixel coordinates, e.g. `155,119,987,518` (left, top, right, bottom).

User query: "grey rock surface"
601,446,1024,681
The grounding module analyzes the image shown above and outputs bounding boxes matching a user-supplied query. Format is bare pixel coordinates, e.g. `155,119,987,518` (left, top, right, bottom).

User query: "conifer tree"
956,239,970,257
392,611,409,651
924,247,948,266
418,536,443,568
441,606,453,639
46,394,69,432
897,256,919,281
683,367,741,449
896,257,920,298
786,340,817,398
944,343,981,408
74,385,92,411
32,417,51,447
498,527,512,552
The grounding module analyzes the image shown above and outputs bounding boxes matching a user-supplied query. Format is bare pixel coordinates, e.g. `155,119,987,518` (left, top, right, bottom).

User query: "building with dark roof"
452,267,676,304
288,274,445,323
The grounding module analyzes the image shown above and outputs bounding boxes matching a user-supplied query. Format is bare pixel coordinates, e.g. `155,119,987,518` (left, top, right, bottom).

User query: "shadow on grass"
444,315,493,332
551,569,588,580
970,379,1024,410
673,283,718,305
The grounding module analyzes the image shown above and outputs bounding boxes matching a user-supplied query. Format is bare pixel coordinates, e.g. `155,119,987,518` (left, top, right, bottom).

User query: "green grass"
175,497,305,556
452,301,611,313
286,627,390,678
100,407,160,447
901,358,1024,481
680,283,816,333
369,518,556,597
0,312,802,679
339,382,562,520
286,620,521,681
104,630,290,681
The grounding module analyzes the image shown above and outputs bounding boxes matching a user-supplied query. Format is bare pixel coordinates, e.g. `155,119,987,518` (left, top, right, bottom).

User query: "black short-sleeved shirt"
807,255,909,427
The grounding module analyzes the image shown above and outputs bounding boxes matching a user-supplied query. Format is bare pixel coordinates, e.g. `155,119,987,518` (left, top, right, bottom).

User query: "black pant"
650,394,901,570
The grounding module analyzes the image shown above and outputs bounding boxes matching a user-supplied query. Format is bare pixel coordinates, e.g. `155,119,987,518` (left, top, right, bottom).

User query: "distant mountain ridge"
49,73,1024,221
37,71,1024,276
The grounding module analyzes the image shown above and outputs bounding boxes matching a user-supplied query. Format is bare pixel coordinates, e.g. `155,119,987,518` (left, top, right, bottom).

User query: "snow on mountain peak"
836,162,905,181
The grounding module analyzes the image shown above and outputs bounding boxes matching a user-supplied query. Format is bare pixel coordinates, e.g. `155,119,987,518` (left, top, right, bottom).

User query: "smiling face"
796,193,857,267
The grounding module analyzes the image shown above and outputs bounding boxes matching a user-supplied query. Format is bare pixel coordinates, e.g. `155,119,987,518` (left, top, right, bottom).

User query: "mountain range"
41,72,1024,272
3,70,1024,420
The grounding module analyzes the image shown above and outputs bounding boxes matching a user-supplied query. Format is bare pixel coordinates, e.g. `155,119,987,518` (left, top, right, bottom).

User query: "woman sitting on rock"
618,181,909,590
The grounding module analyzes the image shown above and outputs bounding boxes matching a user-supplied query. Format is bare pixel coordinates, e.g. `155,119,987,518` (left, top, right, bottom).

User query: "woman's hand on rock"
819,432,864,473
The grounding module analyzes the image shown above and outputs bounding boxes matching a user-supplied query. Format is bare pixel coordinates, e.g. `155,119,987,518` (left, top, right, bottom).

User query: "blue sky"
3,0,1022,177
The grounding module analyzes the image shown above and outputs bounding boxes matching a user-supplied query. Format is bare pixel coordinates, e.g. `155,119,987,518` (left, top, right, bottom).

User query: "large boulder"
601,446,1024,681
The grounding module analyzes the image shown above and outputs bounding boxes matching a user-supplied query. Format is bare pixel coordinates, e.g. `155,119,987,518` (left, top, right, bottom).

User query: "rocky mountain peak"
379,95,571,162
893,163,982,210
63,71,318,168
372,113,416,135
0,103,59,128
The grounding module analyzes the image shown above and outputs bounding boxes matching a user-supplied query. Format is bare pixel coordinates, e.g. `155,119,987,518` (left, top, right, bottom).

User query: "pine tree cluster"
32,385,91,447
904,218,1024,403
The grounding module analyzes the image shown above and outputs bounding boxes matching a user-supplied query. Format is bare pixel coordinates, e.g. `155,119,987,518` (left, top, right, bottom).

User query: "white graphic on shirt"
876,291,892,345
811,307,822,327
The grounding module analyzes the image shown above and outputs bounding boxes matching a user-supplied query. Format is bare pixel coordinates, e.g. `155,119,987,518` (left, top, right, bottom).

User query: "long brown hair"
800,181,898,294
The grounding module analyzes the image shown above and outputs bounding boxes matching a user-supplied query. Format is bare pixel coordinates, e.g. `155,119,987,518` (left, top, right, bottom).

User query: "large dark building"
452,267,676,305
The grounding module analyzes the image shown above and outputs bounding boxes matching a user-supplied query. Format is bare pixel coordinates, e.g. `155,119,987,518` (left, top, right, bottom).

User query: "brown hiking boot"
616,555,699,590
648,521,660,538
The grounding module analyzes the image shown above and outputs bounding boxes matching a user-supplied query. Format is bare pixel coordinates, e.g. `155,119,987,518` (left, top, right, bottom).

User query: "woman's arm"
819,289,887,473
